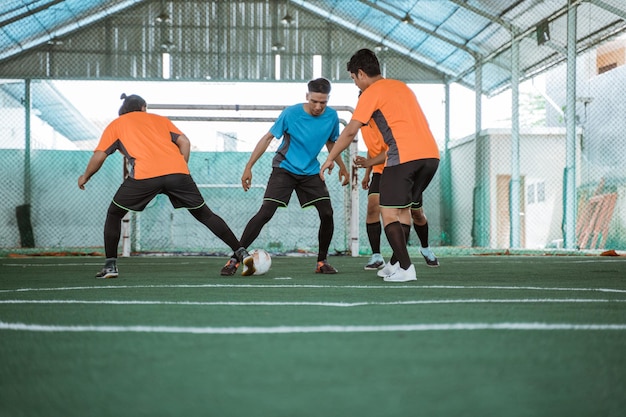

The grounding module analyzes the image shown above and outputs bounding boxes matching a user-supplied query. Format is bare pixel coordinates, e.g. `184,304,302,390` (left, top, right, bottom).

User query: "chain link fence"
1,1,625,256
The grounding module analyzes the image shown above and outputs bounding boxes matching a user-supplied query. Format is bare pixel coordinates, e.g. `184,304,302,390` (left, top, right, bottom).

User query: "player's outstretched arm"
326,141,349,186
242,132,274,191
78,151,108,190
320,119,361,181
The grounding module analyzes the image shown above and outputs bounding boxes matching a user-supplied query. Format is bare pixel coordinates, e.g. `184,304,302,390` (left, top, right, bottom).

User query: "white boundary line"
1,321,625,334
1,284,626,293
1,298,625,307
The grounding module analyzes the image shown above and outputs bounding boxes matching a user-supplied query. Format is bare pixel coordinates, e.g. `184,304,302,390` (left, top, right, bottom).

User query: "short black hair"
118,93,146,115
307,78,331,94
346,48,381,77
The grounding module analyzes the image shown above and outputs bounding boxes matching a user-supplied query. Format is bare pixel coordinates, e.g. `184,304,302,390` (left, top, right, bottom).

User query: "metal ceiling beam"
587,0,626,20
288,0,454,79
360,0,478,57
446,0,516,32
0,0,145,62
0,0,65,27
452,0,587,88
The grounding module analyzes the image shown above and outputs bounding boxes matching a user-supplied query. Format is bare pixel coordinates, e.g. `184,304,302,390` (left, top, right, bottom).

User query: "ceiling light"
280,13,293,26
374,43,388,52
156,12,170,23
46,38,63,46
401,13,412,24
271,42,285,51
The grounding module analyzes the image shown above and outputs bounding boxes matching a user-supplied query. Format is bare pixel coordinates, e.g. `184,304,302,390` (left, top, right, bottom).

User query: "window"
527,183,535,204
526,181,546,205
536,182,545,203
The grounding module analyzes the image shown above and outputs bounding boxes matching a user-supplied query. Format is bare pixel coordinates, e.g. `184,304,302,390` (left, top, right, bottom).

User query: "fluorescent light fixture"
274,54,281,80
162,52,171,79
313,55,322,78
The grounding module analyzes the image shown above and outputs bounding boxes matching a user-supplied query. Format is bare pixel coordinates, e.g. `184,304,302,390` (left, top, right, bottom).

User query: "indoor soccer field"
1,254,625,417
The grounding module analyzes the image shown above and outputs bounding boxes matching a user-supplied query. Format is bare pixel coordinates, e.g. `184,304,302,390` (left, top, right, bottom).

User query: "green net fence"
1,0,625,256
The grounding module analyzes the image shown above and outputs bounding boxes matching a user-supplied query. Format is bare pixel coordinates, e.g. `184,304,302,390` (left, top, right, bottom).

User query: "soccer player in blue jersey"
221,78,349,276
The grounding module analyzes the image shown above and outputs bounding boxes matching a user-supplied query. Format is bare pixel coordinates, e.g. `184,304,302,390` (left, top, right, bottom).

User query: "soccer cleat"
315,260,338,274
377,261,398,278
420,247,440,267
364,254,385,270
220,258,239,276
241,253,256,276
383,264,417,282
95,266,118,279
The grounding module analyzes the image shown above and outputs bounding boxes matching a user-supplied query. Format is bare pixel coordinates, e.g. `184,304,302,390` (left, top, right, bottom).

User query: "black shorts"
367,172,382,196
112,174,205,211
264,167,330,208
379,159,439,209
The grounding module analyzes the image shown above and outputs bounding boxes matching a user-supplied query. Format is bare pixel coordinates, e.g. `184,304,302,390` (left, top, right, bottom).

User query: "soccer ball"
249,249,272,275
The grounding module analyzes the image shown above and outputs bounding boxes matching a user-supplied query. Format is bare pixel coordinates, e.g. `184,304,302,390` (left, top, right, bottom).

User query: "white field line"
1,284,626,294
1,298,625,307
1,321,625,334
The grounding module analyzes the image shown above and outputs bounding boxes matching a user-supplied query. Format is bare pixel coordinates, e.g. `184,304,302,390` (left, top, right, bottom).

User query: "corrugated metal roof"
293,0,626,94
0,0,143,58
1,0,625,96
0,80,100,141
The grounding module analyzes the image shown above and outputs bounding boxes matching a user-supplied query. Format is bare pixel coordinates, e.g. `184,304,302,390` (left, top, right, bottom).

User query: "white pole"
349,138,360,257
121,158,131,257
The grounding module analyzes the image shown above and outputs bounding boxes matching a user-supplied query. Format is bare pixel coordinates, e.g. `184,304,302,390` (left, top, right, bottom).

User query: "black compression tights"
239,201,280,249
103,203,241,259
103,203,128,259
188,205,241,251
313,199,334,262
239,199,334,262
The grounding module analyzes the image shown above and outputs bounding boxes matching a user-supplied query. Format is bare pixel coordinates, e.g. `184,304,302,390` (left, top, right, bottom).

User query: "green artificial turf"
1,255,625,417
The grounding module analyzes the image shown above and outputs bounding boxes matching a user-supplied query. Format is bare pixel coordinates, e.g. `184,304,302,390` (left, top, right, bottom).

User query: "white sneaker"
383,264,417,282
377,261,399,278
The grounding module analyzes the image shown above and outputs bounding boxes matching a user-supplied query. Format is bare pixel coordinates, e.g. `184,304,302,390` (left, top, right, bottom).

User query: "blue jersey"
270,104,340,176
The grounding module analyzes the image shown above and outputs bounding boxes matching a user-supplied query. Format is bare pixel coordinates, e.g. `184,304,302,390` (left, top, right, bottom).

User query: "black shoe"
220,258,239,276
420,247,440,267
315,260,338,274
95,266,118,279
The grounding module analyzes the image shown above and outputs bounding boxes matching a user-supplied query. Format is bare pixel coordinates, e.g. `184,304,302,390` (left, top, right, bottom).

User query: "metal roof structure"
1,1,625,142
0,80,100,142
1,1,625,94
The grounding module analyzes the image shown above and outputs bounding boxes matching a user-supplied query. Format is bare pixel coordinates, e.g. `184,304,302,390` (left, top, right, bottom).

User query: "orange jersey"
96,112,189,179
352,79,439,167
360,120,386,175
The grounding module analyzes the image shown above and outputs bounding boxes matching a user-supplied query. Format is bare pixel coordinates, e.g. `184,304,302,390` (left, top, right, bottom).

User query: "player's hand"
361,175,370,190
78,175,88,190
338,165,349,186
353,155,368,168
319,160,334,181
241,168,253,191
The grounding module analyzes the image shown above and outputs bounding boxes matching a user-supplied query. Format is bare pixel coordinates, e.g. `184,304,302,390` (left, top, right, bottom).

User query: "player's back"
98,112,189,179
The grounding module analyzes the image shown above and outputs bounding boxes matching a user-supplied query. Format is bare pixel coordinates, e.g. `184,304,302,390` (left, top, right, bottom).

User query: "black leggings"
240,199,334,261
103,202,241,258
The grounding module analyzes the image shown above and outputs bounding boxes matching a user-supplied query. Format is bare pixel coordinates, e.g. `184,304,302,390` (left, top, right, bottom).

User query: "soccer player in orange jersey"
321,49,440,282
78,94,252,278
